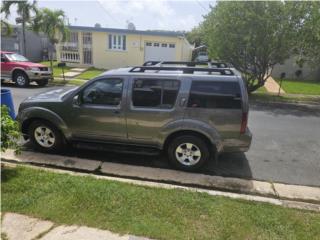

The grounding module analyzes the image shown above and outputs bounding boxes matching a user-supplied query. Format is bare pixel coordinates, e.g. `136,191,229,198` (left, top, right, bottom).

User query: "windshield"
5,53,29,62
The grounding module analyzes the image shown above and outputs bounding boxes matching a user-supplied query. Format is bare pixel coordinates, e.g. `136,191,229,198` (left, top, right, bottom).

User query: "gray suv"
18,62,252,171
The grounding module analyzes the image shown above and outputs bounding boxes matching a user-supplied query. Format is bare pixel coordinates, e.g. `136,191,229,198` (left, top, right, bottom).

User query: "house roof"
69,25,185,38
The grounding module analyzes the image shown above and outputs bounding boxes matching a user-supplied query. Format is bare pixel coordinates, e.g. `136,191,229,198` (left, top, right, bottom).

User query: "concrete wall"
272,56,320,81
1,26,53,62
57,30,193,69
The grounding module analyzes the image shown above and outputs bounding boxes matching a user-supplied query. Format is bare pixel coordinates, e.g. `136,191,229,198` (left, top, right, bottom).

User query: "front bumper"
26,70,53,80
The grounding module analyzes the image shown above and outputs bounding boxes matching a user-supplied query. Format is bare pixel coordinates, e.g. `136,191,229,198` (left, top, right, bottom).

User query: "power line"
196,0,209,13
97,1,122,25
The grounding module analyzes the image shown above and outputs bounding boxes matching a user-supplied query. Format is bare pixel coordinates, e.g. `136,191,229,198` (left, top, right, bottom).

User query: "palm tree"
1,19,13,36
31,8,69,73
1,0,38,56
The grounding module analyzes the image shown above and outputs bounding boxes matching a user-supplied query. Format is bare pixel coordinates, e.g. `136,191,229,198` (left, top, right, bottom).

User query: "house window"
169,43,175,48
146,42,152,46
108,34,126,50
161,43,167,47
153,43,160,47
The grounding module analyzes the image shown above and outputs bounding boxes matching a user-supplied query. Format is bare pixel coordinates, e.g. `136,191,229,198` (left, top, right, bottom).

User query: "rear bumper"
26,70,52,80
222,128,252,153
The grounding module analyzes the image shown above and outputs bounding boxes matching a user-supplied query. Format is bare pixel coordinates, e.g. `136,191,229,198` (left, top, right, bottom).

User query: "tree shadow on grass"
1,166,19,183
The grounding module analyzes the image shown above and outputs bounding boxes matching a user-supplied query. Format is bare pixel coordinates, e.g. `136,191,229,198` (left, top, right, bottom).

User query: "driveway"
4,83,320,187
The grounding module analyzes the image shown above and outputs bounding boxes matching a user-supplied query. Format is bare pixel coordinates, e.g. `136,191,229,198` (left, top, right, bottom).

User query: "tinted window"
187,81,241,109
82,79,123,105
132,79,180,109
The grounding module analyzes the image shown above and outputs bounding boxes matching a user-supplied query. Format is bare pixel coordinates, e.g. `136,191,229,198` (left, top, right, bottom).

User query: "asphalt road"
3,82,320,187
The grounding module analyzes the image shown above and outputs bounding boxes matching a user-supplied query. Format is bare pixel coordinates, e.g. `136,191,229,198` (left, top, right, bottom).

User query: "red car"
1,51,52,87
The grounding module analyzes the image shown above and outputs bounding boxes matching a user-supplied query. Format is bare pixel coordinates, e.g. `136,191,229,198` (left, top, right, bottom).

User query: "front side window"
108,34,126,50
132,79,180,109
187,81,241,109
82,78,123,106
5,53,29,62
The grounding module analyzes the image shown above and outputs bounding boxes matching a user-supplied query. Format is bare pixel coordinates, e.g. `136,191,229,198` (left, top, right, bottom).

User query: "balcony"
60,51,80,63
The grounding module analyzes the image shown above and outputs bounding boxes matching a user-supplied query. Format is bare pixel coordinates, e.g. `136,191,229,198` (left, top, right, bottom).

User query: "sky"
3,0,215,31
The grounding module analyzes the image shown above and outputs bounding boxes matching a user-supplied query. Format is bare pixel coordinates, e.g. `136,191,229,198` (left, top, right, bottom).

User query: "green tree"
31,8,69,72
1,19,13,36
1,106,21,153
1,0,38,56
186,25,205,47
202,1,292,93
285,2,320,68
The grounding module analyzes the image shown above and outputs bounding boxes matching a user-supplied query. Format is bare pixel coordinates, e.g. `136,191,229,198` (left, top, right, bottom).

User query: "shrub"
1,105,21,153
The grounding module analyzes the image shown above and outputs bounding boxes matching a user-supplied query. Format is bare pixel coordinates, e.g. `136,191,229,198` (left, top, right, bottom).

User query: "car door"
66,77,127,141
1,54,11,78
126,76,184,146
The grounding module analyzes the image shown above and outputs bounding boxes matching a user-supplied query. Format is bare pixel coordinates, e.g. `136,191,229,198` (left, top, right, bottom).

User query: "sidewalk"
2,150,320,209
264,76,285,93
1,212,151,240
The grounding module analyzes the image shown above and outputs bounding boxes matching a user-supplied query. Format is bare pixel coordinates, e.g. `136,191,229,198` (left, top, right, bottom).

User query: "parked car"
195,51,209,62
1,51,52,87
17,62,252,171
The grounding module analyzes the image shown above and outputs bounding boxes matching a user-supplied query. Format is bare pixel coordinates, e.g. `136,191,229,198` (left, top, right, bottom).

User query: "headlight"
30,67,40,71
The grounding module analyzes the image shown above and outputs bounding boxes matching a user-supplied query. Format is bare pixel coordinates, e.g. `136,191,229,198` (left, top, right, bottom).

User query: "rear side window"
132,79,180,109
187,81,241,109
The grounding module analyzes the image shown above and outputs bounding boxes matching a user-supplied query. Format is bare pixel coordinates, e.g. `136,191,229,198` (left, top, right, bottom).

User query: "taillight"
240,112,248,134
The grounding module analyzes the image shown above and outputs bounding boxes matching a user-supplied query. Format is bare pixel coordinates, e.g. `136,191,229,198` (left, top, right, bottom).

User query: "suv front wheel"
28,120,64,152
167,135,210,171
14,71,29,87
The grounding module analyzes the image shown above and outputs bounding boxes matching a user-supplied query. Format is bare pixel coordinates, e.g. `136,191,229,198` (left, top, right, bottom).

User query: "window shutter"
123,35,126,50
108,34,112,49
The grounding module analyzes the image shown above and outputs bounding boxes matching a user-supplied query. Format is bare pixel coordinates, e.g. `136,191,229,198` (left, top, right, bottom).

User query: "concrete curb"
250,100,320,109
2,150,320,205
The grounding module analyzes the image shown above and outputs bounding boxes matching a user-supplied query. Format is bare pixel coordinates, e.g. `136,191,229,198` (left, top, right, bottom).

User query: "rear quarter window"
187,81,242,109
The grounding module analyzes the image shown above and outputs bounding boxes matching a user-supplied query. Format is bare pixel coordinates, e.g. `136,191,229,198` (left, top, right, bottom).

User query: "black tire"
36,79,49,87
28,120,65,153
167,135,210,171
13,71,29,87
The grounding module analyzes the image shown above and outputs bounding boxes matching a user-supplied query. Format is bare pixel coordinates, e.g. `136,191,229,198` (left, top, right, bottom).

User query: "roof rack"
143,61,229,68
129,66,234,75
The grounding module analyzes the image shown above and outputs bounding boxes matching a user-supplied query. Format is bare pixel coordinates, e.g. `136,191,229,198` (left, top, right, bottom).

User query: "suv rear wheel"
167,135,210,171
14,71,29,87
28,120,64,152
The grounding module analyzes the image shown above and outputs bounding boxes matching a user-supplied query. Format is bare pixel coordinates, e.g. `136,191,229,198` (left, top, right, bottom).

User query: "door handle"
180,97,186,107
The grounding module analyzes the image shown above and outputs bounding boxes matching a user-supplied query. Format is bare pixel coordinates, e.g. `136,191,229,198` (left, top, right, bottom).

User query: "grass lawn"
76,67,106,80
254,86,268,93
51,78,86,86
40,61,72,78
2,166,320,240
276,78,320,95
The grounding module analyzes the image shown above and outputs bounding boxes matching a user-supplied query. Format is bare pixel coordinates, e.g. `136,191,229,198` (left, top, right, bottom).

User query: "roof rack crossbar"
142,61,229,68
130,66,234,75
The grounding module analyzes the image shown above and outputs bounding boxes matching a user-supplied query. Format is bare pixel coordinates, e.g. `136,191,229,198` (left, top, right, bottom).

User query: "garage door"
144,42,176,62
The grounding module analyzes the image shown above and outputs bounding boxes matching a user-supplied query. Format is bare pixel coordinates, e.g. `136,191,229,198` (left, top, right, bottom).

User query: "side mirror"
1,57,7,63
72,95,81,106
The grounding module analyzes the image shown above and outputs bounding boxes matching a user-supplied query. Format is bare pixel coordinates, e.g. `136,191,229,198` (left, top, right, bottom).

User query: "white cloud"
97,0,197,31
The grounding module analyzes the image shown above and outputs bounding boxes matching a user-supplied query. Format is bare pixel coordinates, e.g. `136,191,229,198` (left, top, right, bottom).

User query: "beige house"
56,26,193,70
